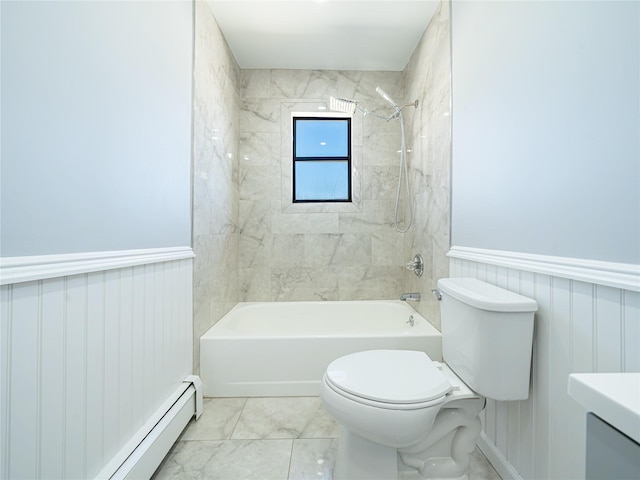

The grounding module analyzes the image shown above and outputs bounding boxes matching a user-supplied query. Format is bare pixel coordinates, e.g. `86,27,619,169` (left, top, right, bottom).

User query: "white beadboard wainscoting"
448,246,640,480
0,247,199,479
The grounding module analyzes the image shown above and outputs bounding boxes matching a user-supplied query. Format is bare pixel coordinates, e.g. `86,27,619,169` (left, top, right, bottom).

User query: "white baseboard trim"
448,246,640,292
0,246,195,285
477,432,521,480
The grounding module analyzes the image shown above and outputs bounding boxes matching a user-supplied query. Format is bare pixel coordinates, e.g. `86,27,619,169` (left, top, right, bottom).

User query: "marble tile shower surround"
238,69,416,302
192,0,453,347
192,1,241,372
152,396,502,480
402,0,452,330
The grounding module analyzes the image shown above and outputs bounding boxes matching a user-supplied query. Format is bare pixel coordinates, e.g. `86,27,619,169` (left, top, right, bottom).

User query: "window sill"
281,200,362,214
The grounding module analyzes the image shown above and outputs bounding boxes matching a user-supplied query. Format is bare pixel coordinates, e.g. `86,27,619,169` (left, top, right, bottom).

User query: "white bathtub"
200,300,442,397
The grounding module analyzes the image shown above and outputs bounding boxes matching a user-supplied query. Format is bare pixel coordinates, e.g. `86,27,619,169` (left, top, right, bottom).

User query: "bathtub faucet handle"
400,292,421,302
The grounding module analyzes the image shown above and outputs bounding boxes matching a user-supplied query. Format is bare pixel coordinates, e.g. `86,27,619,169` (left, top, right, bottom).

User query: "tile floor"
152,396,502,480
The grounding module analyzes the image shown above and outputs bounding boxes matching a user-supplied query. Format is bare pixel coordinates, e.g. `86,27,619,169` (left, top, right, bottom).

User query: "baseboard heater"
96,376,203,480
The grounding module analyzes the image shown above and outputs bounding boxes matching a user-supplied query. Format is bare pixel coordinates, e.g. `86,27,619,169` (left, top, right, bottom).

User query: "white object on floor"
321,278,538,479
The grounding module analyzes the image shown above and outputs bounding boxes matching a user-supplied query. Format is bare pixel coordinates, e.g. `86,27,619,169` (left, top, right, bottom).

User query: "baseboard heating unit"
97,376,203,480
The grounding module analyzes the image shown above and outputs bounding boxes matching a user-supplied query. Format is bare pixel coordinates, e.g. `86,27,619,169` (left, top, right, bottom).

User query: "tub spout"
400,293,421,302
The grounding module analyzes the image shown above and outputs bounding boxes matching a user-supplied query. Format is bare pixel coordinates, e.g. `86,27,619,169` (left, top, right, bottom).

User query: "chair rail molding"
448,246,640,292
0,247,195,285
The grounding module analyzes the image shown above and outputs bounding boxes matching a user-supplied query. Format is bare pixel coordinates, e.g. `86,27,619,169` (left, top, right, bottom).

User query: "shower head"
330,96,357,115
376,87,400,110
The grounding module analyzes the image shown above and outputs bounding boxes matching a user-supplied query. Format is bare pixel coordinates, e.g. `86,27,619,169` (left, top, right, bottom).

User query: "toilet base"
332,430,472,480
399,399,485,479
332,399,486,480
333,428,398,480
398,471,468,480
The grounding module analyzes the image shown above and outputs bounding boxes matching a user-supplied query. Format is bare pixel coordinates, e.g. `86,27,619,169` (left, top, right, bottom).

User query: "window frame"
292,116,352,203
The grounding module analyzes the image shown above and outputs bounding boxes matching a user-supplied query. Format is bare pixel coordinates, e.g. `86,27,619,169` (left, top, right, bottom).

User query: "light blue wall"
1,1,193,257
451,0,640,264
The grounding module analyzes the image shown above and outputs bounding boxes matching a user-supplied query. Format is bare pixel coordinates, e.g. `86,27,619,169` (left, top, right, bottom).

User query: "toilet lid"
325,350,452,404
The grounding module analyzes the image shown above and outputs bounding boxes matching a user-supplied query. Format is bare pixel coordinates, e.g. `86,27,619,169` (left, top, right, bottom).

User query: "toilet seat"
324,350,452,409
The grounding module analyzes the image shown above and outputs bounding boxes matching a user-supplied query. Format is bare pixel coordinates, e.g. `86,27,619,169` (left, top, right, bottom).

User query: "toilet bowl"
320,278,538,480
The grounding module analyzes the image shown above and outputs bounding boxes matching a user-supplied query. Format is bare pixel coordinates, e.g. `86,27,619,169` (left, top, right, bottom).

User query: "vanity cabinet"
567,373,640,480
585,413,640,480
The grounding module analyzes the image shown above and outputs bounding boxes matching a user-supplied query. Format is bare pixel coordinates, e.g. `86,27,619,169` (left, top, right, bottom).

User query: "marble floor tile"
152,397,502,480
180,397,246,440
289,438,339,480
231,396,341,440
468,447,502,480
288,438,339,480
152,439,293,480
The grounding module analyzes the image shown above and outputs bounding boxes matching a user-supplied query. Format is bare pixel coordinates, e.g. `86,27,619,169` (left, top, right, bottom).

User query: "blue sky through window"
295,119,348,158
293,117,351,202
294,161,349,201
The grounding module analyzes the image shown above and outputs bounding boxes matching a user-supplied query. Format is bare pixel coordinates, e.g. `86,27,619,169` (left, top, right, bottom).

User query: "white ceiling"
206,0,440,71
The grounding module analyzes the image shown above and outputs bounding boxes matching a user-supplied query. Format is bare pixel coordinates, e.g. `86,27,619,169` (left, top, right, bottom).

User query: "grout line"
286,438,295,480
228,397,248,439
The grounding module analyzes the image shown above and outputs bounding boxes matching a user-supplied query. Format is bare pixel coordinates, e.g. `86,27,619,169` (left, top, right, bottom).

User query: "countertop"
568,372,640,443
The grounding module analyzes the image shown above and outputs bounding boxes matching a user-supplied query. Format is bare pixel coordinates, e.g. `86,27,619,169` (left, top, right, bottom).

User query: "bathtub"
200,300,442,397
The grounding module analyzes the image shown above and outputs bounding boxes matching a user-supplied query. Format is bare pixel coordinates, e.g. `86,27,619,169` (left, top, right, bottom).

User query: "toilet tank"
437,278,538,401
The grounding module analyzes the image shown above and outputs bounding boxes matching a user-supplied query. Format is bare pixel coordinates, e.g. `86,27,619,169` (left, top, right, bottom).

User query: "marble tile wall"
238,69,410,301
402,0,452,330
192,0,452,336
192,1,241,371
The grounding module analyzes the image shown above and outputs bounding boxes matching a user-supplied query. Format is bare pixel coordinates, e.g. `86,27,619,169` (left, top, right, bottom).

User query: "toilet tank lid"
437,278,538,312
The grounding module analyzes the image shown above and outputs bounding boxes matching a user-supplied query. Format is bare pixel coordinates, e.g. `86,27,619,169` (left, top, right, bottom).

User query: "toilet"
320,278,538,480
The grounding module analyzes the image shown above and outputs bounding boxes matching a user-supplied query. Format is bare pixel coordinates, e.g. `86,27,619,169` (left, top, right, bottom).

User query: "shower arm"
358,102,419,122
353,105,389,120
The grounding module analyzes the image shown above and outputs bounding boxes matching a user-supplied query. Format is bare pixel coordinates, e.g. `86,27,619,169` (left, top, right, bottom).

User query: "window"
292,117,351,203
